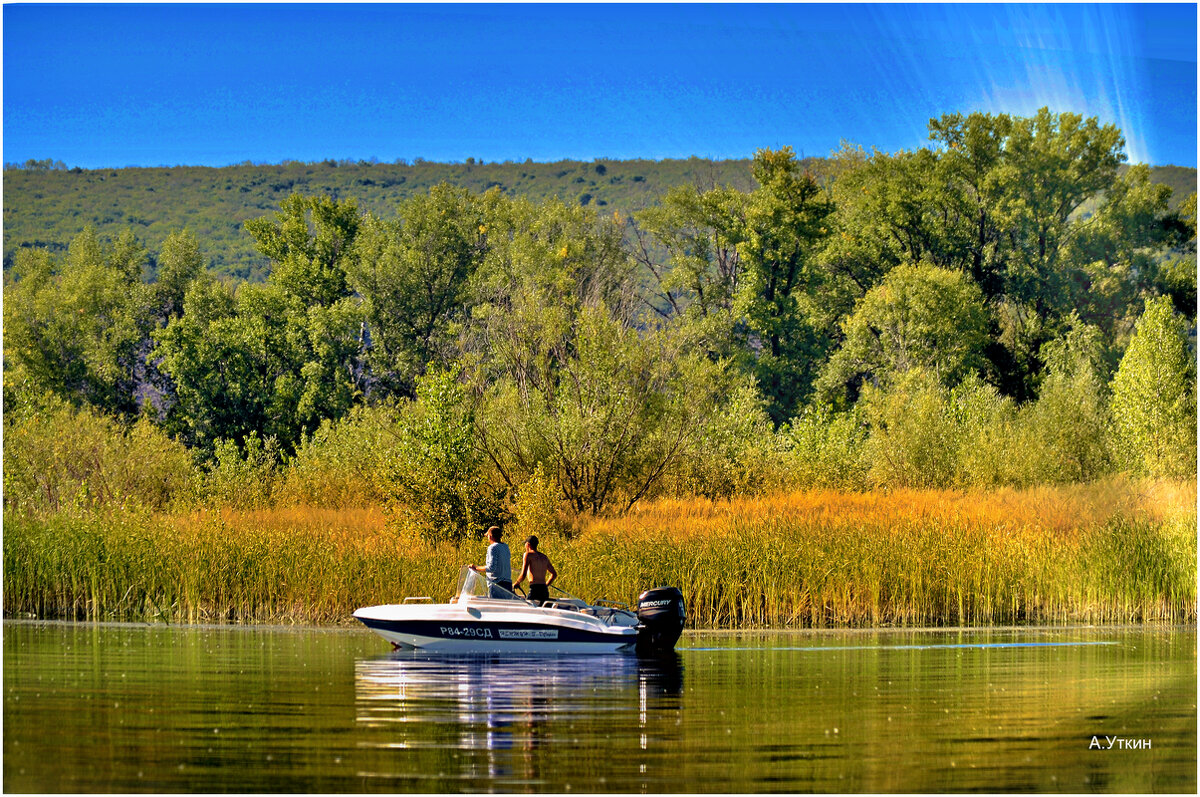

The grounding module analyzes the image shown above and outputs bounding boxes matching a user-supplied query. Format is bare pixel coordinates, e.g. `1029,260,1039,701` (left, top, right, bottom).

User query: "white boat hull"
354,598,639,654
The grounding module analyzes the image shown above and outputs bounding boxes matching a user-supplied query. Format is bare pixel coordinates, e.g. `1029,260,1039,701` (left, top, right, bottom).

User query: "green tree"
154,229,207,320
153,281,278,452
477,304,726,515
820,143,948,293
929,108,1125,309
380,367,507,544
737,148,836,418
464,192,635,390
154,278,364,455
827,108,1151,400
462,192,718,514
1154,191,1197,321
156,193,366,453
1067,165,1176,340
3,227,156,417
347,185,488,395
817,262,989,404
635,147,833,421
243,193,359,307
634,182,748,339
1109,297,1196,477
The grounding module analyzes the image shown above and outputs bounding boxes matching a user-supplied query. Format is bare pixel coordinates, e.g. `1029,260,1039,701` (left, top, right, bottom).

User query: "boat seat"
543,598,588,612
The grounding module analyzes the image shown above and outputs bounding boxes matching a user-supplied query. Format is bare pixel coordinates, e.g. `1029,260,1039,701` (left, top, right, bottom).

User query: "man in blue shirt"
470,526,512,598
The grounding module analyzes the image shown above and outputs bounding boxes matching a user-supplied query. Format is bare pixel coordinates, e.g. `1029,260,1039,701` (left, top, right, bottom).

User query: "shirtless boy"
513,535,557,605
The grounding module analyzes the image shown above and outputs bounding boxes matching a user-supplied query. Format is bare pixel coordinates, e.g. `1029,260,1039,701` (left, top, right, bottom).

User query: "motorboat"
354,566,685,654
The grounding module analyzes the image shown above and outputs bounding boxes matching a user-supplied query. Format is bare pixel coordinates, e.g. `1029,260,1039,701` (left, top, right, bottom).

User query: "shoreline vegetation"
4,109,1196,631
5,480,1195,628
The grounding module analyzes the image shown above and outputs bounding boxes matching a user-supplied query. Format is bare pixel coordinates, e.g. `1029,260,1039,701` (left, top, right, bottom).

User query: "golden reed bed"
5,479,1195,627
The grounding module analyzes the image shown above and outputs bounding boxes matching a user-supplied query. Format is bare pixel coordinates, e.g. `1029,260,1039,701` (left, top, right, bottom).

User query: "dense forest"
3,150,1193,282
4,108,1197,545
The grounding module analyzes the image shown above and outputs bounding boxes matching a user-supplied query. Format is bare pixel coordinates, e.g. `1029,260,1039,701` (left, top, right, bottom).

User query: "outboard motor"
635,586,686,653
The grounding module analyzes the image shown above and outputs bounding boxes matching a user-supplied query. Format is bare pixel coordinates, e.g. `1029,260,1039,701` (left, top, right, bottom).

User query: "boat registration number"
439,625,494,638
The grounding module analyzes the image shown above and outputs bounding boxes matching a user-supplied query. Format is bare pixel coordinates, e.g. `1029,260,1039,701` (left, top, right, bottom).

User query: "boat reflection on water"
354,652,684,785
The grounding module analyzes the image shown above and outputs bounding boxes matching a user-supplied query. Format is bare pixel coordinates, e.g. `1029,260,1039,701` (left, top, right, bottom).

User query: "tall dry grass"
570,477,1196,626
5,479,1194,627
4,507,456,625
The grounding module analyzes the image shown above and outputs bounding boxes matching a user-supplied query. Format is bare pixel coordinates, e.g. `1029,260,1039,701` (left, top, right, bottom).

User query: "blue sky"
3,3,1196,168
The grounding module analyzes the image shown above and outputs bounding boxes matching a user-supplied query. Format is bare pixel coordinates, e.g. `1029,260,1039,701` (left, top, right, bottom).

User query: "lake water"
3,622,1195,793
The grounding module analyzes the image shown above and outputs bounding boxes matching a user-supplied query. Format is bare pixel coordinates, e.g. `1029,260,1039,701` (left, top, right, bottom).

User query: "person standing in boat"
513,535,557,605
470,526,513,598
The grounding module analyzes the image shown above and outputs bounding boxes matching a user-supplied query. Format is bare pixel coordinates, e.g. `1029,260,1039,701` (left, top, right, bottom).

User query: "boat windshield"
454,565,523,602
455,566,488,600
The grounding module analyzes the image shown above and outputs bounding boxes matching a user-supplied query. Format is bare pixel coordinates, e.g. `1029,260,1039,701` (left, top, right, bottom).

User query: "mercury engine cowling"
635,586,685,653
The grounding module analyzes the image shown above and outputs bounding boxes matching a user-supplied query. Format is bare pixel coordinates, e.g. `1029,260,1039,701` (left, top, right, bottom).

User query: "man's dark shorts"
490,579,513,599
528,583,550,604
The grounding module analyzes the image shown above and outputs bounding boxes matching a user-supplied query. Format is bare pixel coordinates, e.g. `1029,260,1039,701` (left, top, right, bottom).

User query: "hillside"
3,157,1193,281
1145,165,1198,209
2,158,762,280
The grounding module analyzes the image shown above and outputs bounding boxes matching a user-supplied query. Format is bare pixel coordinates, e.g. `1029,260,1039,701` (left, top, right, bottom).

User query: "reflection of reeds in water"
4,480,1195,626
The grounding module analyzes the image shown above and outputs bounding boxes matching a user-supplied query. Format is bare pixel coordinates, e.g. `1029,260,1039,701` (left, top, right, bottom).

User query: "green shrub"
511,463,571,540
277,404,399,507
824,352,1116,491
948,377,1027,488
1022,319,1113,483
862,370,961,489
475,305,727,514
202,433,281,509
665,381,789,498
780,404,869,490
2,393,196,515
